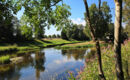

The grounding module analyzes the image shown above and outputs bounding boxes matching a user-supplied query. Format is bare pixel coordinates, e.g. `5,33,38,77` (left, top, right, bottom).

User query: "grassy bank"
56,41,108,49
0,38,80,53
69,40,130,80
0,55,10,64
0,38,80,64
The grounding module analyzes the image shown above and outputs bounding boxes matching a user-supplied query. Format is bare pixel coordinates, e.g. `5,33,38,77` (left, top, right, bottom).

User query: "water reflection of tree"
34,51,45,80
0,52,35,80
61,49,86,60
0,65,21,80
61,49,97,63
0,51,46,80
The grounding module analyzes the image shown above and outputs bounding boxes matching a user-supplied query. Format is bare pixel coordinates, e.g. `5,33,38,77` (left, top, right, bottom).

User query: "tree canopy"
84,2,112,40
123,0,130,37
0,0,71,42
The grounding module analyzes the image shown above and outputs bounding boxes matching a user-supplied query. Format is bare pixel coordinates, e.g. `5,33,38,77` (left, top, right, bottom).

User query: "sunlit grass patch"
0,45,17,52
0,39,80,53
0,55,10,64
56,41,108,49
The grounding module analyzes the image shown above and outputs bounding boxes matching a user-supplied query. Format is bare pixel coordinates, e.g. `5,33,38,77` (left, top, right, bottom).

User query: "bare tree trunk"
83,0,105,80
114,0,124,80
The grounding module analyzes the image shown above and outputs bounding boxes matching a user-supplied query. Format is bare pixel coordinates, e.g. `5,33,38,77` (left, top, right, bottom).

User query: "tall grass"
69,40,130,80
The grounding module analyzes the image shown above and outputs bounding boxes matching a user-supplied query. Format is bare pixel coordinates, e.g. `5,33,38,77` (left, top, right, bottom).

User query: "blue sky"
16,0,115,35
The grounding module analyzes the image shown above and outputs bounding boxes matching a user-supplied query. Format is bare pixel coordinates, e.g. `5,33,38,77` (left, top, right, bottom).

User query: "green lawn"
0,38,80,52
0,38,81,64
56,41,108,49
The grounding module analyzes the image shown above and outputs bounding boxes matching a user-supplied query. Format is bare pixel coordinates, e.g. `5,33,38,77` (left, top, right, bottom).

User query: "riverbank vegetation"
0,0,130,80
0,55,10,64
56,41,108,49
0,38,81,64
0,39,80,53
74,39,130,80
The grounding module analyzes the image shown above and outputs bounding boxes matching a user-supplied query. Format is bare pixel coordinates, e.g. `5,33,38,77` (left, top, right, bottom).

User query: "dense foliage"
0,0,19,42
0,0,71,42
61,24,89,41
84,2,112,40
123,0,130,37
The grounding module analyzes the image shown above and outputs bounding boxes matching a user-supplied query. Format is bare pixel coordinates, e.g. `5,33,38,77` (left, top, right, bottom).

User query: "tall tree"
20,15,33,40
83,0,106,80
114,0,124,80
123,0,130,24
61,24,89,41
18,0,71,39
123,0,130,37
84,2,112,40
0,1,15,42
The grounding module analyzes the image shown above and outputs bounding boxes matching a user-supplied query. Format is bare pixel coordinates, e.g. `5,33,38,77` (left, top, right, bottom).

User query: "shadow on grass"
40,40,52,43
15,40,47,47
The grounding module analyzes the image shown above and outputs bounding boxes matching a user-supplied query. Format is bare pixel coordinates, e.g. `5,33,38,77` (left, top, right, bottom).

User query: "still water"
0,48,94,80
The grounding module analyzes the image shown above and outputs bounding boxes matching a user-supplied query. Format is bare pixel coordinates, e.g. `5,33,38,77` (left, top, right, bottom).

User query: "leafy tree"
44,35,48,38
123,0,130,24
104,23,114,42
104,23,128,43
0,0,71,41
61,28,68,40
18,0,71,39
48,35,52,38
84,2,112,40
20,15,33,40
61,24,89,41
52,34,57,38
123,0,130,37
84,24,92,40
20,25,33,40
124,26,130,38
57,34,61,38
83,0,106,79
0,1,14,42
0,0,23,42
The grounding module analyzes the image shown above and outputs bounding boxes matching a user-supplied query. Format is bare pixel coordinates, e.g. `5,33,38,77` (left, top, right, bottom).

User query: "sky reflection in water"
0,48,93,80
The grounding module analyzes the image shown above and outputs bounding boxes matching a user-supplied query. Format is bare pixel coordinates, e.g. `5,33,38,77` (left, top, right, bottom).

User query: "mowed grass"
0,38,81,63
0,38,80,52
56,41,107,49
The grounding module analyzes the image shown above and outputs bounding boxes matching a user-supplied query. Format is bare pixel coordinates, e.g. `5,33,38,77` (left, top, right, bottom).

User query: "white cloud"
54,57,82,64
71,18,86,26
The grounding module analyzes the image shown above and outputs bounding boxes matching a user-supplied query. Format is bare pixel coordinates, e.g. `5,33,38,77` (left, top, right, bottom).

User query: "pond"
0,48,96,80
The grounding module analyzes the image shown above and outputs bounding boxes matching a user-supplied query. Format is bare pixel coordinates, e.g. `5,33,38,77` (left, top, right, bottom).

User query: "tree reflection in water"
0,51,46,80
61,49,86,60
34,51,45,80
61,48,96,61
0,48,97,80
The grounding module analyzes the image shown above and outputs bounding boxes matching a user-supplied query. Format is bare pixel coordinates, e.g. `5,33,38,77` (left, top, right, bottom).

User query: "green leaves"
53,4,71,30
0,0,71,40
123,0,130,23
84,2,112,39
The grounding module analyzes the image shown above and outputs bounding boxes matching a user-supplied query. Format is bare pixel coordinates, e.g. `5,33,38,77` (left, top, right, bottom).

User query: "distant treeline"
0,1,129,43
61,24,89,41
60,2,129,42
44,34,61,38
